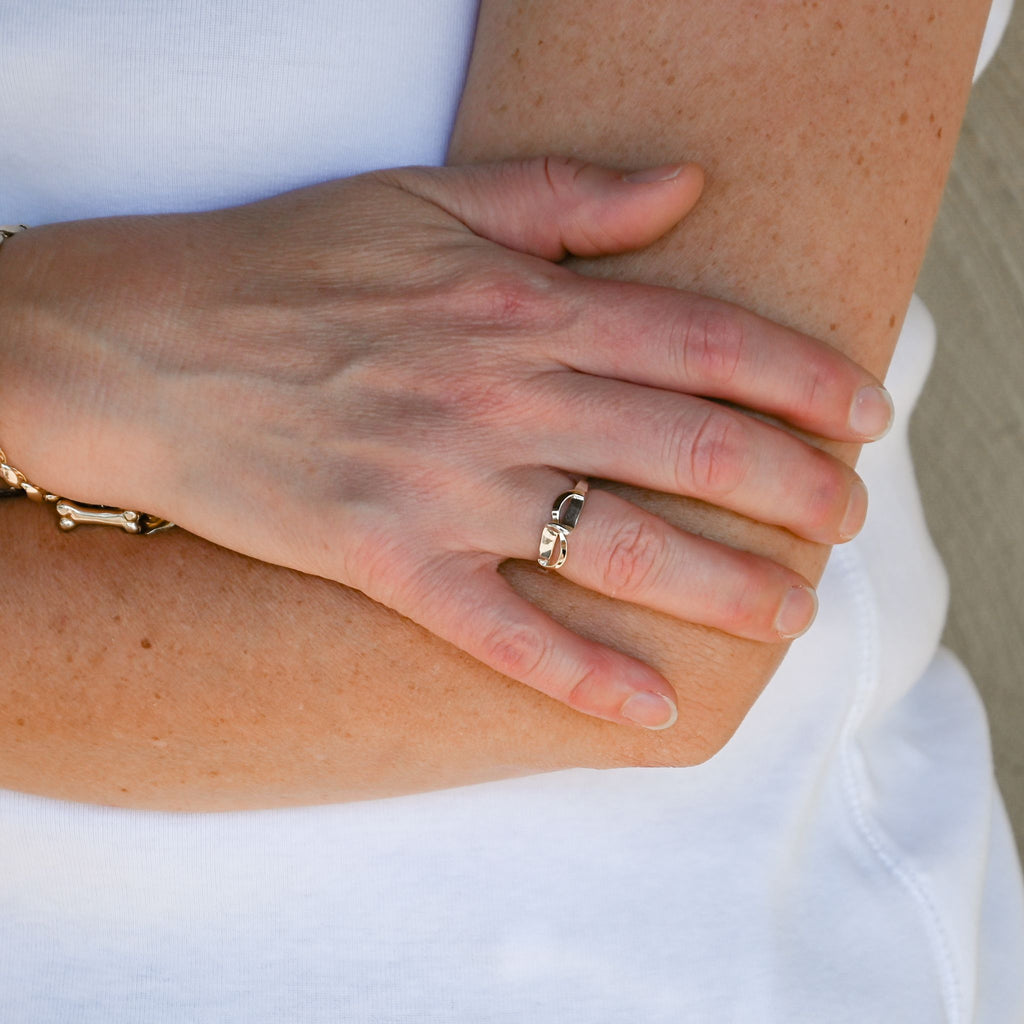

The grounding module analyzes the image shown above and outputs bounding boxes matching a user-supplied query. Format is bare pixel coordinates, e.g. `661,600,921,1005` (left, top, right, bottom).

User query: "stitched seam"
832,543,965,1023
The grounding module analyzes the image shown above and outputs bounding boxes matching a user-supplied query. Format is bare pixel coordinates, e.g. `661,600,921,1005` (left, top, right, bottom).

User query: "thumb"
385,155,704,261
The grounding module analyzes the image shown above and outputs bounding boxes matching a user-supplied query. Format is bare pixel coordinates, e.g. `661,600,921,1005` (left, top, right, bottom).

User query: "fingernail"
774,586,818,639
620,691,679,730
839,479,869,541
849,385,894,440
622,163,685,184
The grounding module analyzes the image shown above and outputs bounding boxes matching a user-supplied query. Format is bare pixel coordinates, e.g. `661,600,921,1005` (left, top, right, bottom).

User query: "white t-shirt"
1,2,1021,1021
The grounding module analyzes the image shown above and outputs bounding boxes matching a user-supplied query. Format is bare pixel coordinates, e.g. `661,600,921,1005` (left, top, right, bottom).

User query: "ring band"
537,479,589,570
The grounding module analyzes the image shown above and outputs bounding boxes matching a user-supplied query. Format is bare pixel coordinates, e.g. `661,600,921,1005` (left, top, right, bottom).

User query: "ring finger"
491,476,818,643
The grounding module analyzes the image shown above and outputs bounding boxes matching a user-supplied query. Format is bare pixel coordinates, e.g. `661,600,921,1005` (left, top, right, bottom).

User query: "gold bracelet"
0,225,173,535
0,445,173,535
0,224,29,245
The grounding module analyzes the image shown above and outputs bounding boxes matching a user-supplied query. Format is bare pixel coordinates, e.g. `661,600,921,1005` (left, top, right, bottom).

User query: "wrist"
1,223,172,535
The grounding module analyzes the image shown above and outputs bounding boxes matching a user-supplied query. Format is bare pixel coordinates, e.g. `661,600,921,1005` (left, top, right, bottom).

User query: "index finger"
556,278,895,443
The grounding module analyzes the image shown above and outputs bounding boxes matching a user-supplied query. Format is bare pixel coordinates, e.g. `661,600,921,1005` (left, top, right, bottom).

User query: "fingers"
381,468,825,729
540,377,869,545
487,483,819,643
404,557,680,730
382,157,893,449
392,476,817,729
383,156,893,445
560,490,820,642
559,279,895,444
382,155,705,261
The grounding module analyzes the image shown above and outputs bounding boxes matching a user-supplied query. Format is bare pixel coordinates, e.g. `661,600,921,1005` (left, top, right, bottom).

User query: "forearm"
452,1,989,377
2,502,653,810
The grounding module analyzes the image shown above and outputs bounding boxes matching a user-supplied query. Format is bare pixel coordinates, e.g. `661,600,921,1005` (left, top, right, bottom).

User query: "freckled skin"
455,1,982,376
1,0,992,810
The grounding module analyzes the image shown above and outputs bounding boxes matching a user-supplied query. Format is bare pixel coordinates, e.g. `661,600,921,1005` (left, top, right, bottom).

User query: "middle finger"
538,373,868,545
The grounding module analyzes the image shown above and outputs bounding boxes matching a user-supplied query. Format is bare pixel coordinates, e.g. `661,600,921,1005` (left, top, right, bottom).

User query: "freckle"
65,653,73,664
120,787,129,794
534,94,544,107
834,19,844,29
928,12,936,21
899,111,909,124
829,323,838,332
937,127,942,138
929,112,935,122
113,614,122,624
16,718,25,727
512,47,520,61
666,74,676,85
153,692,163,701
140,638,152,649
208,770,220,778
889,315,897,327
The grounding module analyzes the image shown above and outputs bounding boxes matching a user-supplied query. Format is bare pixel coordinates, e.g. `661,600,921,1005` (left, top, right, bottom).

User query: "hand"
0,157,893,728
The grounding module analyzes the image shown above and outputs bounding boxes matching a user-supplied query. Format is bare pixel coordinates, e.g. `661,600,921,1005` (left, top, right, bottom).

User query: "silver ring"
537,480,589,570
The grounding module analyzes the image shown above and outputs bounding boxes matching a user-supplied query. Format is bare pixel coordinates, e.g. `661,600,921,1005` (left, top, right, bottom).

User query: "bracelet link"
1,222,174,536
0,224,29,247
2,223,172,536
53,500,172,535
1,445,173,535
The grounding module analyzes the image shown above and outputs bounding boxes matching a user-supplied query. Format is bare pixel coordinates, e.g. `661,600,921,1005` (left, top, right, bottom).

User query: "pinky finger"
409,559,679,730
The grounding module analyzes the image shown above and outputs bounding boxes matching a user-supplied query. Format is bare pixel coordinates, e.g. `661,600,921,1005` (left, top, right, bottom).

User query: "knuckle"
601,519,669,598
797,359,842,414
713,577,768,637
675,407,750,496
538,154,587,197
565,656,615,714
676,303,747,387
436,358,550,432
480,621,553,682
805,457,851,531
453,265,561,333
481,273,545,329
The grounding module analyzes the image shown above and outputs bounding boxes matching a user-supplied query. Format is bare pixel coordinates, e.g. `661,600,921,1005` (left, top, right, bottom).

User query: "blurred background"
913,2,1023,854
